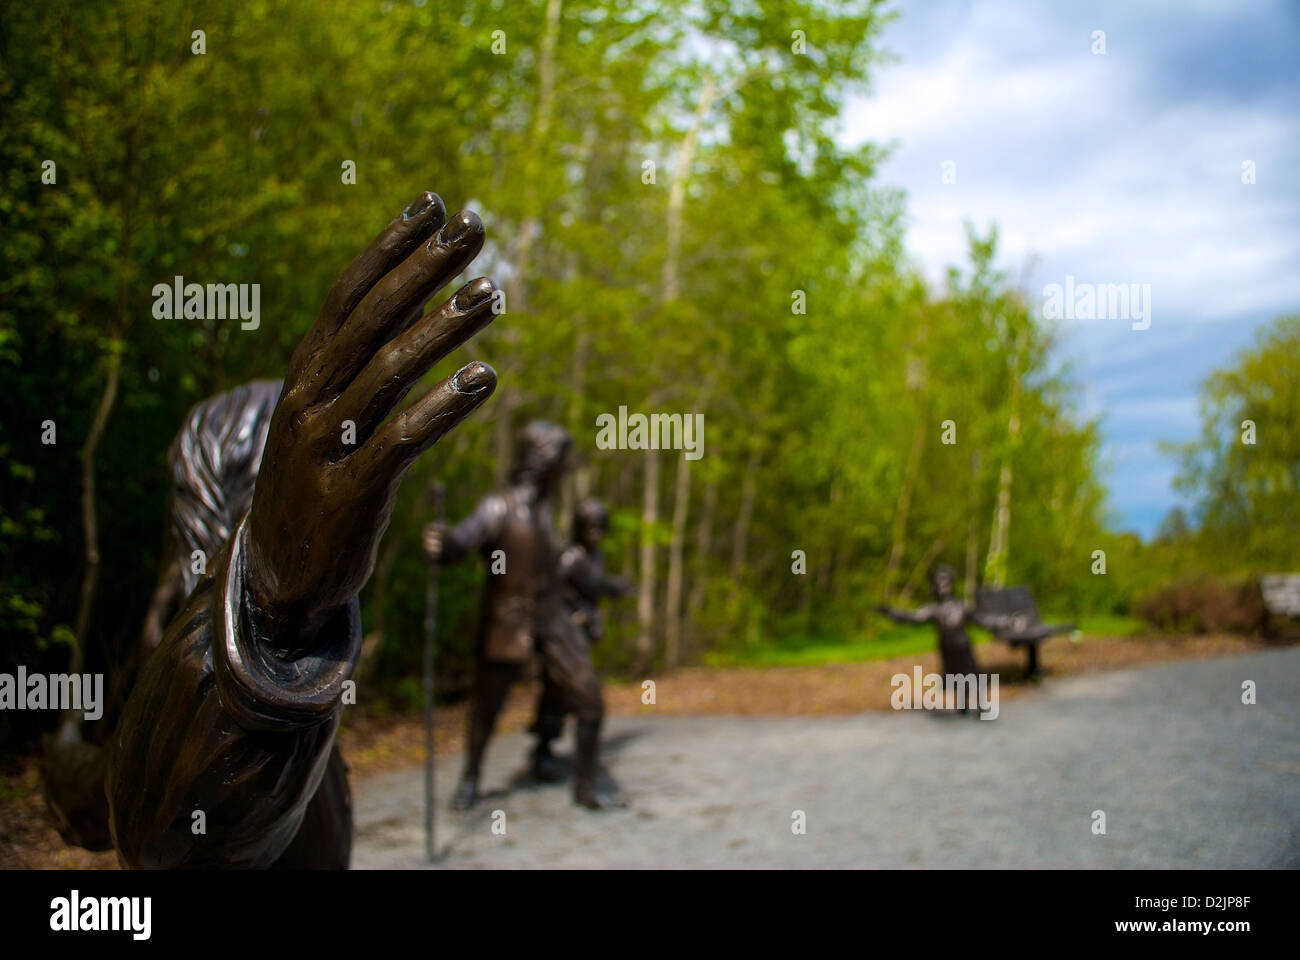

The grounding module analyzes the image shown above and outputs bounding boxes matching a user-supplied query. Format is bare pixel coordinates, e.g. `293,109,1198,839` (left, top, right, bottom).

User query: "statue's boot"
573,719,624,810
530,709,567,782
531,738,566,783
450,774,479,810
452,661,516,810
450,710,489,810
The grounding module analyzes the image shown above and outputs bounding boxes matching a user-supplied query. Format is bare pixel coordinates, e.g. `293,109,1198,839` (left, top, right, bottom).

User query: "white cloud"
842,0,1300,535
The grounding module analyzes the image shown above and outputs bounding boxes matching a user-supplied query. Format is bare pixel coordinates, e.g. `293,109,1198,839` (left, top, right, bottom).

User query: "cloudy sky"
842,0,1300,537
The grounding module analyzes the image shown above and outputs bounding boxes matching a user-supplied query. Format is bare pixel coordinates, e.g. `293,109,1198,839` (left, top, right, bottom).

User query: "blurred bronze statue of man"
529,497,633,783
106,190,502,868
877,564,994,679
424,426,623,810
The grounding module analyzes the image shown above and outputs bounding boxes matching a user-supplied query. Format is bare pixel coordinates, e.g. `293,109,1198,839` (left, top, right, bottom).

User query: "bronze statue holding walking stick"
424,424,624,810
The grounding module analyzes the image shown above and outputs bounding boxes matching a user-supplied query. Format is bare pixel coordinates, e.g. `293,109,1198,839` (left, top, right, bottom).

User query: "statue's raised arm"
876,602,936,625
107,191,502,868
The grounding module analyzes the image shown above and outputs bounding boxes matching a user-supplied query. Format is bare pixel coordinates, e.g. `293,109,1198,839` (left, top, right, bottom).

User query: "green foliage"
1166,314,1299,572
2,0,1249,754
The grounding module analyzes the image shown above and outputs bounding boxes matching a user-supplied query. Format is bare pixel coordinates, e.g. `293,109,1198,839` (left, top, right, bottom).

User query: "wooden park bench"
975,585,1074,678
1260,574,1300,638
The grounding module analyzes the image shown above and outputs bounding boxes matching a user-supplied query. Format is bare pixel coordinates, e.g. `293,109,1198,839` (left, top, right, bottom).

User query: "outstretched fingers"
319,192,447,335
353,361,498,488
286,191,446,399
315,210,487,398
333,277,499,441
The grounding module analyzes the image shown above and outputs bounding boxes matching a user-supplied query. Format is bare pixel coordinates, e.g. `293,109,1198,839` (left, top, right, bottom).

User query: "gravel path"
351,647,1300,868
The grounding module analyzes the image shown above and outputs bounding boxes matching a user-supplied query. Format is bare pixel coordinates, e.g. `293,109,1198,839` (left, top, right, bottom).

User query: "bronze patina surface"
107,191,501,868
877,565,1017,679
529,497,633,783
425,427,624,810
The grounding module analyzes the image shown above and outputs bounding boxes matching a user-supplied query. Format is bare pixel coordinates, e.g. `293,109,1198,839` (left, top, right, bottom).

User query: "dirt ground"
0,631,1278,869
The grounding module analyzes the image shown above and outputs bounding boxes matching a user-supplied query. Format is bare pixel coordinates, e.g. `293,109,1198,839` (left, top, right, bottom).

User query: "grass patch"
702,612,1146,669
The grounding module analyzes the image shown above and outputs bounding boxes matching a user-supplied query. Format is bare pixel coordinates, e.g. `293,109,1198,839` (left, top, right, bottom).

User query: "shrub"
1135,574,1267,635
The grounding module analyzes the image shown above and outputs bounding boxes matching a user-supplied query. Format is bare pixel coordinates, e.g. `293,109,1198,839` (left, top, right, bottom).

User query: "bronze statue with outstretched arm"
877,565,1018,679
107,191,501,868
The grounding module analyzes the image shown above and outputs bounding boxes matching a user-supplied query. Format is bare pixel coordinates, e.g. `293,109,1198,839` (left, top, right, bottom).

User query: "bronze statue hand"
245,191,499,650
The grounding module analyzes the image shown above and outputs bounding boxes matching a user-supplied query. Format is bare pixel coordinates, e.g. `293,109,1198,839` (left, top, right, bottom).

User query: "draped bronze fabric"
139,380,281,658
109,380,356,869
107,519,358,869
167,380,281,598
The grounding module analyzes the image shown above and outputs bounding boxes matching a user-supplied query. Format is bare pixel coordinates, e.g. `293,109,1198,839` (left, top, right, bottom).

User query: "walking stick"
423,482,446,862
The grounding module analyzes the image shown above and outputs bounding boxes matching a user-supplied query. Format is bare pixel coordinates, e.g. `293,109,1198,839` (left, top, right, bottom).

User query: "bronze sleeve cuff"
213,515,363,733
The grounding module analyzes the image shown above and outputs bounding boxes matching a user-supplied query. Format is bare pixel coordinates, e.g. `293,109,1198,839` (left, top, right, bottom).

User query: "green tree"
1170,314,1299,571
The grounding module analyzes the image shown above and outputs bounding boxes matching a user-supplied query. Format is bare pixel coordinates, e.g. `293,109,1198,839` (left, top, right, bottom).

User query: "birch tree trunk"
663,75,717,300
72,344,122,671
492,0,563,486
885,328,929,600
985,336,1025,587
639,74,716,670
663,454,691,668
634,447,660,671
985,453,1015,588
819,482,841,598
964,451,982,601
885,414,925,599
729,446,760,583
685,479,716,637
